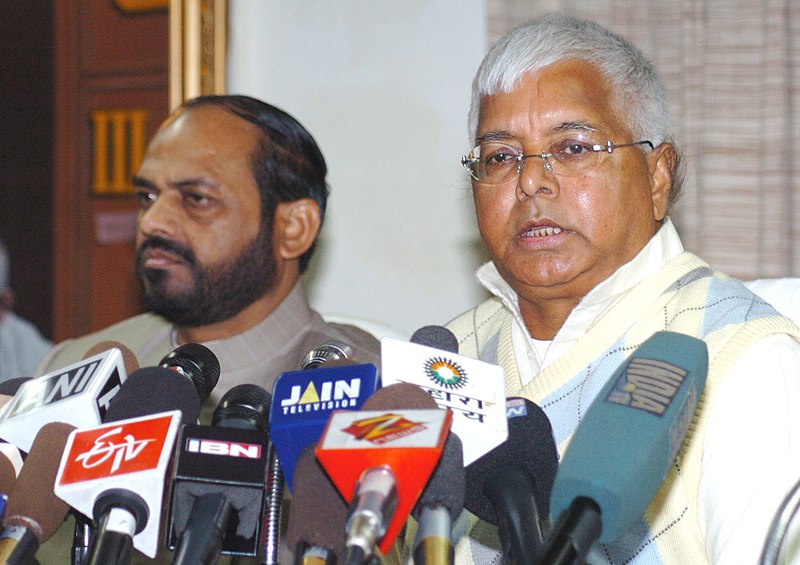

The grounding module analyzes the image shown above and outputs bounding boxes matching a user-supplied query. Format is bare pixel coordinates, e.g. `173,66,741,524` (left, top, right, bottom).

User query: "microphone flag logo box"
316,408,452,555
0,348,127,452
380,337,507,465
55,410,182,558
167,424,270,556
57,413,175,484
270,363,378,491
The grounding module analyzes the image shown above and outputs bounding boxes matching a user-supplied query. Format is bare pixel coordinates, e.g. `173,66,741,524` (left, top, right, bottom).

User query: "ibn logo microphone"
269,361,379,491
537,331,709,564
316,406,452,562
54,411,183,561
380,334,507,465
167,384,271,561
0,347,128,452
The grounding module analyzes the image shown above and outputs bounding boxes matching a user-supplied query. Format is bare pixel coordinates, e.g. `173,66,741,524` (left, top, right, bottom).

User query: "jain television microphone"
270,360,379,491
167,384,272,563
159,343,221,402
411,431,465,565
380,333,507,465
537,331,709,564
0,422,75,564
54,410,183,561
0,346,128,452
465,397,559,565
316,383,451,563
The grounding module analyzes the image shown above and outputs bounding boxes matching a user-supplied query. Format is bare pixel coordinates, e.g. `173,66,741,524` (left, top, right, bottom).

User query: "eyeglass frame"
461,139,655,185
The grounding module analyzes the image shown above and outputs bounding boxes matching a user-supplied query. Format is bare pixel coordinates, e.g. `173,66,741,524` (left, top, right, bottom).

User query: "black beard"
135,223,278,327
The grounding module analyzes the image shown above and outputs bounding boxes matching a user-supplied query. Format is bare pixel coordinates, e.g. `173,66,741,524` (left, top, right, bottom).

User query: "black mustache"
137,236,196,265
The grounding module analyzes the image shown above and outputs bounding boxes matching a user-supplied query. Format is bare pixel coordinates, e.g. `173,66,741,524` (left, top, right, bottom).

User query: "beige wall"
228,0,489,336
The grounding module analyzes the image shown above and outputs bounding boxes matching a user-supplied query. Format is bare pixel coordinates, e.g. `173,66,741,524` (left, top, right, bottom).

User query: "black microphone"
158,343,221,402
465,397,558,565
411,431,465,565
105,366,203,425
409,325,460,354
167,384,272,563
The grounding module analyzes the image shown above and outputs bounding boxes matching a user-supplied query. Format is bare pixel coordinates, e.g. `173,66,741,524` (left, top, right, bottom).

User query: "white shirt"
475,219,800,564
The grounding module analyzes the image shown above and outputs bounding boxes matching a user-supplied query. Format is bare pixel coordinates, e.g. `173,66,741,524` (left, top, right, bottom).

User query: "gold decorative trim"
114,0,168,13
91,109,149,196
168,0,227,111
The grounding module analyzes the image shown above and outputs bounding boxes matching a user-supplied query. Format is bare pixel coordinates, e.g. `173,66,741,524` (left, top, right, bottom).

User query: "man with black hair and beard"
36,95,381,405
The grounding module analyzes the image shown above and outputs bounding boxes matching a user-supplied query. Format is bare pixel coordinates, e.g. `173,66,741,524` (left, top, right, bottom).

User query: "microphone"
158,343,221,402
270,361,379,491
0,422,75,564
83,341,140,374
316,385,452,562
465,397,559,564
380,331,507,465
167,384,272,562
54,410,184,561
538,331,709,564
0,377,33,413
410,325,460,354
266,341,376,564
301,340,355,370
411,431,465,565
0,344,129,452
105,366,203,425
69,363,209,565
285,443,348,564
0,378,31,496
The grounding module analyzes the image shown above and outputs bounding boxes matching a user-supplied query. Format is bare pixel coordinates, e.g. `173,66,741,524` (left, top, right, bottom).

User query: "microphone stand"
262,441,284,565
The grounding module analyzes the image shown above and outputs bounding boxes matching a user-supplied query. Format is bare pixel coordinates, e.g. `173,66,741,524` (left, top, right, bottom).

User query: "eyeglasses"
461,136,654,185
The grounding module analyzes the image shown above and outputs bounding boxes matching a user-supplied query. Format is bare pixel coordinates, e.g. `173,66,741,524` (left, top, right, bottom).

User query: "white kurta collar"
476,218,685,384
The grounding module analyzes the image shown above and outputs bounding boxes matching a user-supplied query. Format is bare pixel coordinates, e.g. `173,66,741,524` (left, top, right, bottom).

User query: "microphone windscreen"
0,377,31,397
159,343,220,401
410,325,459,354
285,443,347,561
211,383,271,434
300,340,354,369
82,340,140,374
105,367,201,424
361,382,438,411
411,432,465,520
0,454,16,493
4,421,75,540
464,398,558,523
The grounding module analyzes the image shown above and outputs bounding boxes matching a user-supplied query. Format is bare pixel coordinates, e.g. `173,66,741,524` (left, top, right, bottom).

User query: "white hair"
468,13,670,146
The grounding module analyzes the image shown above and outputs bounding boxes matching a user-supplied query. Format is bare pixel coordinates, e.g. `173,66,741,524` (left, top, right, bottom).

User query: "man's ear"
273,198,322,261
648,142,676,222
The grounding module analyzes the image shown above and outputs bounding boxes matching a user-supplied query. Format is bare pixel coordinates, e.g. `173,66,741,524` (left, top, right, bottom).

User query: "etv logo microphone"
55,411,182,558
